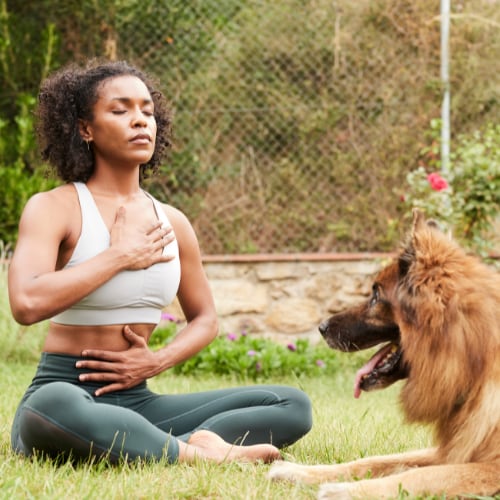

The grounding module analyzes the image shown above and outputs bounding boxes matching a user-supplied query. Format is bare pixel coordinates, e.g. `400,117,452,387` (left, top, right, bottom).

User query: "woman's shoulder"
22,183,78,219
151,198,199,248
163,203,188,224
28,182,75,202
148,195,189,226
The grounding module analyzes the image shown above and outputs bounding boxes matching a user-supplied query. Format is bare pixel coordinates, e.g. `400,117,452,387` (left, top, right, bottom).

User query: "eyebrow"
109,97,153,105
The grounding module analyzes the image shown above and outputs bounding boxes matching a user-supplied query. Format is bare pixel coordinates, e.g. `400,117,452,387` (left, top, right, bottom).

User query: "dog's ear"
411,208,446,237
426,218,440,229
411,208,427,232
400,208,426,278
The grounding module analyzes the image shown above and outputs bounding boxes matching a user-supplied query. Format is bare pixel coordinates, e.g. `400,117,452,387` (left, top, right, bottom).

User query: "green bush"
400,121,500,255
0,94,58,246
150,320,357,380
0,1,60,245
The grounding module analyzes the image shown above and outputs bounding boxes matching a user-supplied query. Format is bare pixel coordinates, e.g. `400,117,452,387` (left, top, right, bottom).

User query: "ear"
411,208,426,233
78,119,93,142
412,208,449,237
401,209,426,277
426,218,440,229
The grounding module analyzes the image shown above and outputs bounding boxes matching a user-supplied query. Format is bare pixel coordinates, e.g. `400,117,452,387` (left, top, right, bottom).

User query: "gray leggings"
11,353,312,464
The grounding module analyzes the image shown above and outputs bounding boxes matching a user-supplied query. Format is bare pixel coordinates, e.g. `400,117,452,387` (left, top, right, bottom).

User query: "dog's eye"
370,285,380,306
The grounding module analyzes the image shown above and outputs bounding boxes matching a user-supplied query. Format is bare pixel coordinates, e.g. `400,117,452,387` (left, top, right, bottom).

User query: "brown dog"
269,210,500,499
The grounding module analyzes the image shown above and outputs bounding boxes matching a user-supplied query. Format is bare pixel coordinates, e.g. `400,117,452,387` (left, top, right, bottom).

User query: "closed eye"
110,107,154,116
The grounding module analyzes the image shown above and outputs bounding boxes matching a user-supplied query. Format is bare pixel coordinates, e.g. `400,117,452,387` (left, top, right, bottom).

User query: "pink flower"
316,359,325,368
287,343,297,352
161,312,177,322
427,172,449,191
247,350,257,357
226,333,237,341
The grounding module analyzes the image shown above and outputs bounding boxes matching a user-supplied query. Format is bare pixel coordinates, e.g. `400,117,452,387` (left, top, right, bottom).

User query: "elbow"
211,315,219,341
206,313,219,342
11,309,37,326
10,296,46,326
203,312,219,343
11,308,40,326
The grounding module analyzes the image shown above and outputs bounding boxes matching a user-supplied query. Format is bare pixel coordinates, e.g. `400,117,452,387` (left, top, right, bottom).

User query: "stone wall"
164,253,395,345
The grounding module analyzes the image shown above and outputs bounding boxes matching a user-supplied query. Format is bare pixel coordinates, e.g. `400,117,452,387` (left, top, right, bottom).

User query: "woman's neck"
86,168,142,198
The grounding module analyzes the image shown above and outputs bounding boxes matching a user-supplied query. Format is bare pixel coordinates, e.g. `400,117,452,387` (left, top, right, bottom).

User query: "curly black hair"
36,59,172,183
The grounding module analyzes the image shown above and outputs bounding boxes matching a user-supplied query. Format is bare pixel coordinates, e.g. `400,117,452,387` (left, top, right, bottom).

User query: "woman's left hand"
76,325,161,396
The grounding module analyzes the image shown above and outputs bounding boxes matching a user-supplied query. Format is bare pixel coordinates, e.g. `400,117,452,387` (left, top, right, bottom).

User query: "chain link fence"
6,0,500,254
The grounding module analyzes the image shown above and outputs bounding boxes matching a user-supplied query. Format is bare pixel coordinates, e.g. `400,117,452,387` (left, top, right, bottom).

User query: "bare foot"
180,430,281,464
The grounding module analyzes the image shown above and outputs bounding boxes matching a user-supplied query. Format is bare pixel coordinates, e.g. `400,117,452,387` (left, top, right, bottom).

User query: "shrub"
400,121,500,256
150,317,356,380
0,94,58,246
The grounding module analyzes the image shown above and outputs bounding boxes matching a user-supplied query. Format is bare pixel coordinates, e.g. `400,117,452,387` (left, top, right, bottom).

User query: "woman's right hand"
110,206,176,270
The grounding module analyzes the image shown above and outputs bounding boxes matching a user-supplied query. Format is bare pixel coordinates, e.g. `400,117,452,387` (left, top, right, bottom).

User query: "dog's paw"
318,482,353,500
268,460,302,482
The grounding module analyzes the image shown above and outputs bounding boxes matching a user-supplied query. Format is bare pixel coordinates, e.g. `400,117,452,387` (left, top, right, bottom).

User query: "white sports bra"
51,182,181,326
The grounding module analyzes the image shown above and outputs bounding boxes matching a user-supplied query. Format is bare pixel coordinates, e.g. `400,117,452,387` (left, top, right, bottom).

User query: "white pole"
441,0,451,175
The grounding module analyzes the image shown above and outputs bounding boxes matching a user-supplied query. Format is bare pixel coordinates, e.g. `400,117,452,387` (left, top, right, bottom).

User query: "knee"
280,386,313,438
18,382,94,459
294,388,313,431
24,382,91,418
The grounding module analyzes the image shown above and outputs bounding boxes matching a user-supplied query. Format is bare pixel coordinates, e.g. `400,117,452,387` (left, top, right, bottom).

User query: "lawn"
0,360,438,500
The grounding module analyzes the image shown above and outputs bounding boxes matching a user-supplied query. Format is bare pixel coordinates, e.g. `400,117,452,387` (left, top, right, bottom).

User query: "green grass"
0,359,439,500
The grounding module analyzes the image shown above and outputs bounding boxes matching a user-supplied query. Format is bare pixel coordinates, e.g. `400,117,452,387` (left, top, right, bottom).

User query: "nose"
131,108,148,127
318,320,328,335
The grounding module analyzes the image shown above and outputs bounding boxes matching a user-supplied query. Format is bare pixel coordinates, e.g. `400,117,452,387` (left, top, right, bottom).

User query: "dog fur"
269,210,500,499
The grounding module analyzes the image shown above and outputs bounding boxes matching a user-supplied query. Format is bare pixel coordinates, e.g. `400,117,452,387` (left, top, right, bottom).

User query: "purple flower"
241,330,248,337
161,312,177,322
247,350,257,357
255,362,262,372
287,343,297,352
316,359,326,368
227,333,237,341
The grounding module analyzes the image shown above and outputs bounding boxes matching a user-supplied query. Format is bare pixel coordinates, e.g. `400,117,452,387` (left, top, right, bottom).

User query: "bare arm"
153,205,219,368
8,187,173,325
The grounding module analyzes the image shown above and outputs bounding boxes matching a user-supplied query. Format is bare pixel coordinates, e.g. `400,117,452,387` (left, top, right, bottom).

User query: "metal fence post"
441,0,451,175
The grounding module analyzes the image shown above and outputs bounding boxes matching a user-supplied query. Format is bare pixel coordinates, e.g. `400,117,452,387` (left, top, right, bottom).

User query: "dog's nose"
318,321,328,335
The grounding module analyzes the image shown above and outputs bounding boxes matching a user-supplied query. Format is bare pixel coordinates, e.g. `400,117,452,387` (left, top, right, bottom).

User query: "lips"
129,134,151,144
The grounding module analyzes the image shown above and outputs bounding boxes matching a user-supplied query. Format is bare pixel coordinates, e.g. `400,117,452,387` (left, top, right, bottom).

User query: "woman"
8,60,312,465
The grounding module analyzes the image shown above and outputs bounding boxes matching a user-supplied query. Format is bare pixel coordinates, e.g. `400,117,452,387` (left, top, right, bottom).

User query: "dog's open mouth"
353,343,405,398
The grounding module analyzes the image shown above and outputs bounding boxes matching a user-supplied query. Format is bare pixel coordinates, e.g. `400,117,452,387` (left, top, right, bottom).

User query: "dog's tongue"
353,343,395,399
